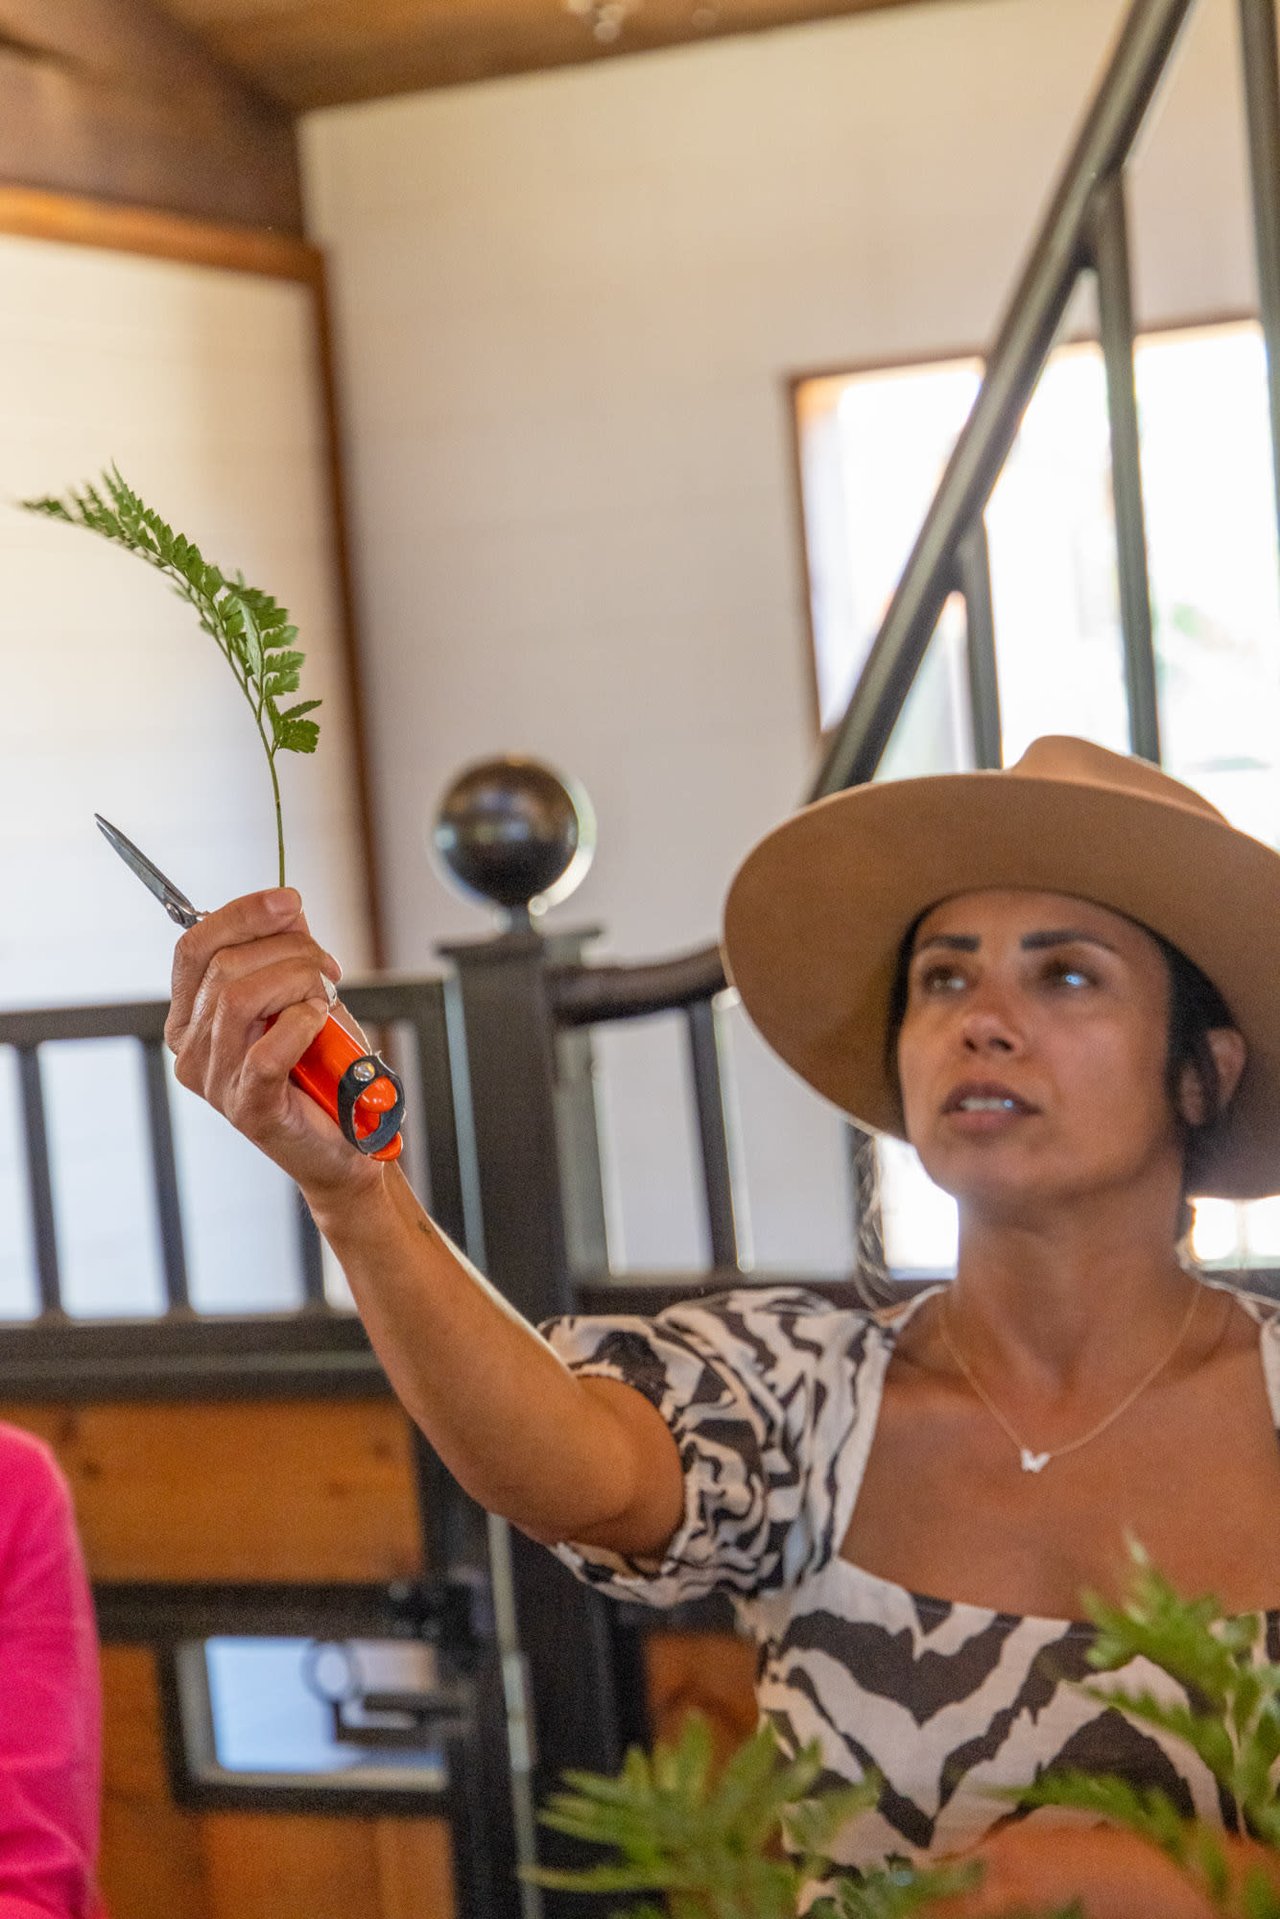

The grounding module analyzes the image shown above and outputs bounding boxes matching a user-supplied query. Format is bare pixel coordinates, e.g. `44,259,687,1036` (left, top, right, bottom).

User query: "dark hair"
1157,934,1235,1201
882,914,1237,1206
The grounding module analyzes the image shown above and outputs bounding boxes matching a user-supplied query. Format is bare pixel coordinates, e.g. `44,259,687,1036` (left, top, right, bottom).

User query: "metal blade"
95,815,202,929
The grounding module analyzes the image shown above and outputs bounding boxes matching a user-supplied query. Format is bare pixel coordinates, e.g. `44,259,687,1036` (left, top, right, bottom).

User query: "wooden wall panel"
645,1630,758,1766
0,0,300,229
99,1646,214,1919
201,1814,456,1919
97,1646,456,1919
0,1400,422,1581
374,1821,458,1919
201,1814,388,1919
0,185,318,277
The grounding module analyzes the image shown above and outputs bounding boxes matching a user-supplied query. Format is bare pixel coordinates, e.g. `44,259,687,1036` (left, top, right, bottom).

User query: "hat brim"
722,771,1280,1200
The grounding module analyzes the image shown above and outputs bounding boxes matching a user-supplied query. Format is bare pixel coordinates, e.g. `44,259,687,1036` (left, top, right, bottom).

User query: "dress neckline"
829,1275,1280,1633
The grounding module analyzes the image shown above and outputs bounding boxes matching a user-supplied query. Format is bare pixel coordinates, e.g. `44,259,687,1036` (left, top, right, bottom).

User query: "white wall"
301,0,1261,1275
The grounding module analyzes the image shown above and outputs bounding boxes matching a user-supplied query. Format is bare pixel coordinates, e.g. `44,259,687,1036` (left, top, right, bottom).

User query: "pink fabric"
0,1424,103,1919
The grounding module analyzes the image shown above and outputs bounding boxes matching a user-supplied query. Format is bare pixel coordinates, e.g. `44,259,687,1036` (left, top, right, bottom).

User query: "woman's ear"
1178,1028,1247,1126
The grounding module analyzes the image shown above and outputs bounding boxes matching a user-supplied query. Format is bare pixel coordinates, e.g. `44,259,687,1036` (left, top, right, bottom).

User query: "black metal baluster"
685,997,746,1273
439,926,623,1919
431,978,487,1261
1239,0,1280,570
16,1047,62,1318
141,1040,190,1313
956,517,1003,769
1092,170,1162,763
295,1193,328,1308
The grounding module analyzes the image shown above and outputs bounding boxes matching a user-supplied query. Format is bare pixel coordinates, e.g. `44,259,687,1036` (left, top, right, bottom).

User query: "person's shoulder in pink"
0,1422,104,1919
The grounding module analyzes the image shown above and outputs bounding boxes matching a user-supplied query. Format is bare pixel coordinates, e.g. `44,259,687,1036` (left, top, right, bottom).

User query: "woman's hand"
166,888,380,1206
923,1822,1280,1918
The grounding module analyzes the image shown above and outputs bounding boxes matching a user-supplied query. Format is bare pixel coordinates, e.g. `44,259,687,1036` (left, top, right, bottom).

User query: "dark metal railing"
0,976,468,1327
549,946,749,1270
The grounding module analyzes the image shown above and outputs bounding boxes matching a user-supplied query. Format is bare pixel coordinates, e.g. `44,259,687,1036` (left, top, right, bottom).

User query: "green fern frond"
23,465,320,886
1010,1768,1197,1863
817,1857,985,1916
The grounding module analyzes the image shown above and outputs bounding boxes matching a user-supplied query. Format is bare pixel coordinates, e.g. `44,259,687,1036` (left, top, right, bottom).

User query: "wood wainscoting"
0,1394,456,1919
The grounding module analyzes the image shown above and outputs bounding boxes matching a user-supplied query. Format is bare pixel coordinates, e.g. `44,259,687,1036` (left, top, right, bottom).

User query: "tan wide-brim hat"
722,735,1280,1200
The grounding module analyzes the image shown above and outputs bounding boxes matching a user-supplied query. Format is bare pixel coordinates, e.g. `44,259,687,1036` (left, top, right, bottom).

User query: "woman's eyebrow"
1021,929,1119,953
912,930,1119,956
913,934,979,955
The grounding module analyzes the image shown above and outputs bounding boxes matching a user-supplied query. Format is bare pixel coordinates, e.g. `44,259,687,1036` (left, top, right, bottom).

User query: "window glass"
180,1637,450,1792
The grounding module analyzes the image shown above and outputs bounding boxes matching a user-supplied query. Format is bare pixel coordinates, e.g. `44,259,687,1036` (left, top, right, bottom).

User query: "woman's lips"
941,1081,1039,1129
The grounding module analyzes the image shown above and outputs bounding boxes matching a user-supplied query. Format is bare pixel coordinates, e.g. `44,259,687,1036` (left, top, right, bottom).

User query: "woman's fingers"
233,1000,333,1129
169,890,310,1049
166,893,379,1193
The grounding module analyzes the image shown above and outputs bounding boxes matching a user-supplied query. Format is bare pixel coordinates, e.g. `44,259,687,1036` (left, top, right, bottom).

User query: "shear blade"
95,815,202,930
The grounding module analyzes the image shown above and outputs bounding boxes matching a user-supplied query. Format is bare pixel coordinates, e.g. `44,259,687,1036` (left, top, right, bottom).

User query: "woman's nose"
959,1001,1022,1054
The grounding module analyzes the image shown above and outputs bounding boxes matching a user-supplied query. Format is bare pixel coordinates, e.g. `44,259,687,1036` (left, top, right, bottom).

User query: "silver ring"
322,974,338,1009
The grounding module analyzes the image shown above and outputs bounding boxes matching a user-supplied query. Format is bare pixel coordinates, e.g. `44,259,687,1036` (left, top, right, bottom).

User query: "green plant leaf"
1009,1769,1194,1861
22,466,320,886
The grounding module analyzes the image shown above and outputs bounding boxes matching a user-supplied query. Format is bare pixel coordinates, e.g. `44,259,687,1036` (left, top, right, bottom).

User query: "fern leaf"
1010,1768,1194,1860
22,467,321,885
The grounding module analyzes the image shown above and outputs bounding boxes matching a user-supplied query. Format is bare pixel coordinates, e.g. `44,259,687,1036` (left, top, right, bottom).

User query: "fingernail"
323,953,343,981
266,888,301,918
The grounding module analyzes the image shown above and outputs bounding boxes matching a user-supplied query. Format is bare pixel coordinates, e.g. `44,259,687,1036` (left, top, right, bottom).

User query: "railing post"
437,925,624,1915
1091,171,1162,764
16,1047,62,1318
956,517,1003,769
685,996,749,1272
432,759,625,1918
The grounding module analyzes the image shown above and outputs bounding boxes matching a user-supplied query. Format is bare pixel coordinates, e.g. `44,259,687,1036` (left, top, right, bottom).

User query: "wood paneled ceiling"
149,0,940,111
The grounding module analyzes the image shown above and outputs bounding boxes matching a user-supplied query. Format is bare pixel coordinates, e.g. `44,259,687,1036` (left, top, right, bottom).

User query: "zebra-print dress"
542,1281,1280,1871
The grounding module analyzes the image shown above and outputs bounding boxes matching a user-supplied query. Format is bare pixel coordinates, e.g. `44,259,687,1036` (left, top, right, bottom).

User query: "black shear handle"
337,1055,406,1157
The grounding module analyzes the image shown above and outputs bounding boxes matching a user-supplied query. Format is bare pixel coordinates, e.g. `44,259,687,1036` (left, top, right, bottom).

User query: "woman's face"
896,889,1195,1216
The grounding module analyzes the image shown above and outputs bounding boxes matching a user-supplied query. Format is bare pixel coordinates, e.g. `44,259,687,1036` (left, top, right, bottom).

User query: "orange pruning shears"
96,816,405,1162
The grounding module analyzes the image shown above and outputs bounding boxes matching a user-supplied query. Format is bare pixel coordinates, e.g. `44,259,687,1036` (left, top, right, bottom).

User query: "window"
171,1637,451,1804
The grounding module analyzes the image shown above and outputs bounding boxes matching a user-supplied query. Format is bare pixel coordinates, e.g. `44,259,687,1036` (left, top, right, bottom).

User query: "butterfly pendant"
1020,1449,1051,1473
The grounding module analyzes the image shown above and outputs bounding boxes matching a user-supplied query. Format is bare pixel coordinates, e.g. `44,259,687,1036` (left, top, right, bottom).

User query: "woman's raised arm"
166,890,686,1558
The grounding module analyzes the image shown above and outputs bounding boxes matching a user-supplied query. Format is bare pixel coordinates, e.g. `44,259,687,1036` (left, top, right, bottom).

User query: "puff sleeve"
541,1287,873,1608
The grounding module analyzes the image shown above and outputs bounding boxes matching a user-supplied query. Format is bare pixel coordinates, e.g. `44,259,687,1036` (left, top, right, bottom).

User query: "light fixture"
564,0,640,44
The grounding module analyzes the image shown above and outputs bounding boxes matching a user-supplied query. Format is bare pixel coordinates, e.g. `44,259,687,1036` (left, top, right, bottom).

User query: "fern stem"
266,748,286,888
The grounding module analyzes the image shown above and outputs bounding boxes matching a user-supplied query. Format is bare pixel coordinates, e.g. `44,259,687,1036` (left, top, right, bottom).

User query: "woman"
0,1423,104,1919
164,736,1280,1916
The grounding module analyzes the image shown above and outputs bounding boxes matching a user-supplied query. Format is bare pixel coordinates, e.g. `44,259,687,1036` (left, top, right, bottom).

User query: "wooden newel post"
433,758,626,1917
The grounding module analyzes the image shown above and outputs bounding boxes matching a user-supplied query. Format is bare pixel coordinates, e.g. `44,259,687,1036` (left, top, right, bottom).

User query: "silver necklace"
938,1282,1202,1474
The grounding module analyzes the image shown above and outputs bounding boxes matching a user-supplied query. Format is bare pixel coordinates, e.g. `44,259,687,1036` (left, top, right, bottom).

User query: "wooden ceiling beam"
0,0,301,231
153,0,945,113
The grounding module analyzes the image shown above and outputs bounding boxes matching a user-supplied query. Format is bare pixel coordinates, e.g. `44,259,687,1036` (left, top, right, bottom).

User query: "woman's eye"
917,965,966,994
1045,961,1093,989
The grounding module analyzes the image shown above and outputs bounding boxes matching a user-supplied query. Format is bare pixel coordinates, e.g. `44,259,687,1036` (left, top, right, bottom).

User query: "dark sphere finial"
432,756,596,921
